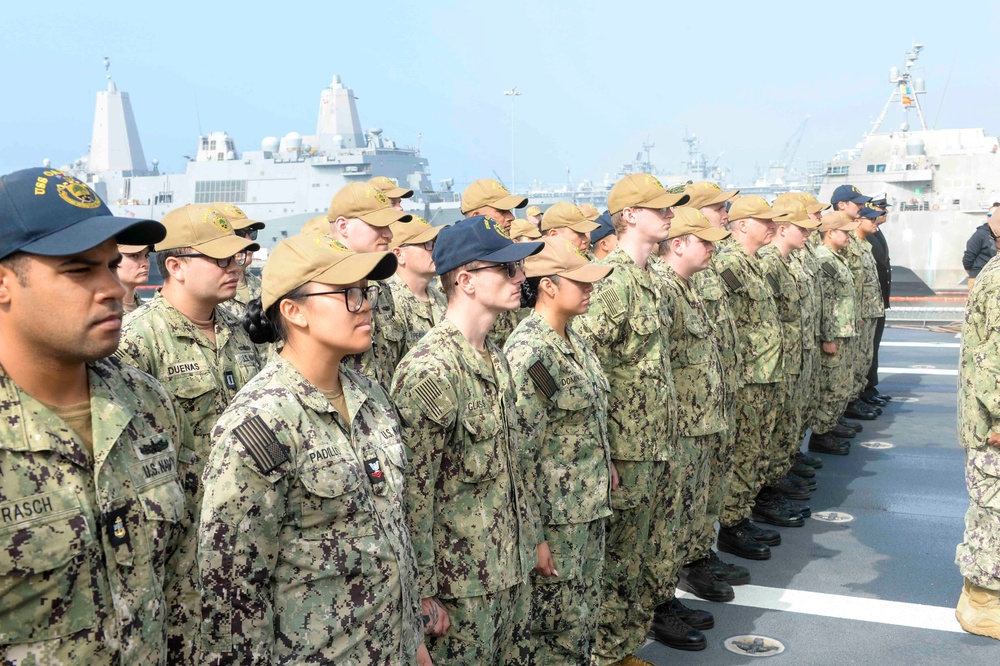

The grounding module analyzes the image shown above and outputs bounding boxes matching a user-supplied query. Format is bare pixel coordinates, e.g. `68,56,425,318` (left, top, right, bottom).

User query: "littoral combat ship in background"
62,60,447,249
817,44,1000,293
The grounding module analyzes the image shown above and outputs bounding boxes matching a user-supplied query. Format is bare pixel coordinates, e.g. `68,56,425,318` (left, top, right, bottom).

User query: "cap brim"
703,189,740,207
232,220,266,231
393,224,441,247
385,187,414,199
359,207,412,227
691,227,731,241
805,202,831,214
637,192,691,209
117,244,150,253
559,263,613,283
493,194,529,211
850,195,874,204
313,251,397,284
568,220,601,233
186,234,259,259
20,216,165,257
481,240,544,265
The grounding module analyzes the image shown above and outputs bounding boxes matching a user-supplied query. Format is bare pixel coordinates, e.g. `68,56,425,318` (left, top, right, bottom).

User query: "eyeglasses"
174,252,247,268
300,284,380,313
235,228,259,241
402,239,436,252
464,260,524,280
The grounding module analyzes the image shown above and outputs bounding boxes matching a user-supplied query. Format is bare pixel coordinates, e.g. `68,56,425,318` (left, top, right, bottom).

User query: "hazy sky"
3,1,998,193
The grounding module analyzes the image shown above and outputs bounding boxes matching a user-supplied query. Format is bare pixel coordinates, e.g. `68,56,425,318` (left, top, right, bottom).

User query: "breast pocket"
299,458,376,539
0,488,100,643
554,381,593,431
164,372,218,435
460,410,502,483
677,310,713,366
624,313,660,368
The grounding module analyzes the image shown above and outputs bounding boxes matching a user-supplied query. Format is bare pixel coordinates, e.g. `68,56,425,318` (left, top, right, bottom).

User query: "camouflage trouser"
766,373,807,485
529,519,606,665
720,383,780,527
956,445,1000,590
167,445,202,665
432,582,531,665
800,344,821,436
812,337,855,435
854,318,878,396
593,459,672,666
682,431,729,564
658,435,713,600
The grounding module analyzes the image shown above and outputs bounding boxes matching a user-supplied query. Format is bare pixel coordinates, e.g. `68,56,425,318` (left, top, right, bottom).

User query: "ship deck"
637,325,996,665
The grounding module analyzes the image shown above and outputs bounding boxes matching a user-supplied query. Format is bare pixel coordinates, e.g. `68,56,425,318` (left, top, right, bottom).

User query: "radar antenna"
871,43,928,134
103,57,111,82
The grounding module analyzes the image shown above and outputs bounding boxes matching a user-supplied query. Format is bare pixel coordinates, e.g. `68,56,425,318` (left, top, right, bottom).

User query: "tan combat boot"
615,657,655,666
956,578,1000,640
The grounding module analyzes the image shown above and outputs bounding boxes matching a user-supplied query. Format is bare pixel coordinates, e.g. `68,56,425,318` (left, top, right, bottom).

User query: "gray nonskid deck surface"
637,326,998,665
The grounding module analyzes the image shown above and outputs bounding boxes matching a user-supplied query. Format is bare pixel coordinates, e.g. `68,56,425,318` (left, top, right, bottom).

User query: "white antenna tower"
871,44,928,134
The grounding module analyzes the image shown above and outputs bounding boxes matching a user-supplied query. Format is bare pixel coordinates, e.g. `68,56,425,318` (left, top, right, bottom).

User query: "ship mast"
871,44,928,134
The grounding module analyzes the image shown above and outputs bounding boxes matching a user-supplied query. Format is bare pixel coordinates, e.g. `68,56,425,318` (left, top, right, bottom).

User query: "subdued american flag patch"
527,360,558,399
822,262,839,279
234,415,289,475
766,273,780,294
412,377,444,420
598,289,626,318
720,268,743,291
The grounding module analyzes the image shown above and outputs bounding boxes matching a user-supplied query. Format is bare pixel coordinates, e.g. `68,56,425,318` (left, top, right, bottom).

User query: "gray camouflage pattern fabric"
384,273,448,366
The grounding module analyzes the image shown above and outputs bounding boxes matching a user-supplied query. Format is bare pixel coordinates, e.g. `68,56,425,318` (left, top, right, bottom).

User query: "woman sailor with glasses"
197,233,433,665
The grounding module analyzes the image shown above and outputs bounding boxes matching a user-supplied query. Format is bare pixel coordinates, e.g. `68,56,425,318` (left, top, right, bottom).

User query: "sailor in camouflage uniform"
385,215,447,365
650,208,732,634
321,182,412,390
0,168,186,665
712,195,789,560
588,211,619,261
391,216,542,665
504,239,614,664
756,199,821,511
460,178,530,346
574,174,695,659
198,232,429,664
955,216,1000,641
215,202,265,322
851,205,886,404
117,242,150,314
116,203,264,663
369,174,415,211
680,181,753,589
807,212,860,456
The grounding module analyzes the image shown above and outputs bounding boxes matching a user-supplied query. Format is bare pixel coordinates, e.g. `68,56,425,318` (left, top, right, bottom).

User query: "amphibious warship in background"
817,44,1000,293
62,60,446,250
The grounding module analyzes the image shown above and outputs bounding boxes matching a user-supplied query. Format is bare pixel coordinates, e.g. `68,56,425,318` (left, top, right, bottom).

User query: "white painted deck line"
880,342,961,348
880,367,958,376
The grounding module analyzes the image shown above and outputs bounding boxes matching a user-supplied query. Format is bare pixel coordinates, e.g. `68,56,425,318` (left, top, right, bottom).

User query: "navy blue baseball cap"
0,167,165,261
433,215,544,276
830,184,872,208
859,203,882,219
590,211,616,244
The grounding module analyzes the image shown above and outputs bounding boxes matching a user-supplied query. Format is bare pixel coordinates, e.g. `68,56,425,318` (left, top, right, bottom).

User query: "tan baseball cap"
578,203,601,221
791,191,831,215
526,205,542,217
607,173,690,215
667,207,731,241
389,215,441,249
525,237,613,282
212,202,265,230
541,202,601,233
155,204,260,257
683,181,740,209
461,179,528,214
302,215,330,235
118,244,150,254
727,195,782,222
771,197,822,229
819,211,860,232
510,218,542,239
368,176,414,199
327,182,412,227
261,232,397,310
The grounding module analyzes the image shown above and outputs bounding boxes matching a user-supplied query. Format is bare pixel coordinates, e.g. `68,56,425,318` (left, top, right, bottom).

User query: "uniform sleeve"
198,411,289,665
963,231,982,271
503,343,550,539
390,363,457,598
575,278,628,372
114,319,154,375
964,279,1000,443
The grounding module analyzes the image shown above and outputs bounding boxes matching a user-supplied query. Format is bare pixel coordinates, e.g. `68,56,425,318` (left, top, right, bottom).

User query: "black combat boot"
741,518,781,546
655,597,715,630
846,400,879,419
808,432,850,455
679,558,735,602
796,450,824,468
753,488,806,527
791,459,816,478
704,550,751,585
831,422,858,438
718,523,772,560
771,478,812,501
839,416,863,432
785,472,818,492
776,494,810,518
648,609,707,651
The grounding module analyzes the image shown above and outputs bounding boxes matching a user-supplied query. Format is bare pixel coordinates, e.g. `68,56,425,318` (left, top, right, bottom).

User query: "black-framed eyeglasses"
235,228,259,241
174,252,247,268
465,260,524,280
299,284,380,313
402,239,436,252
